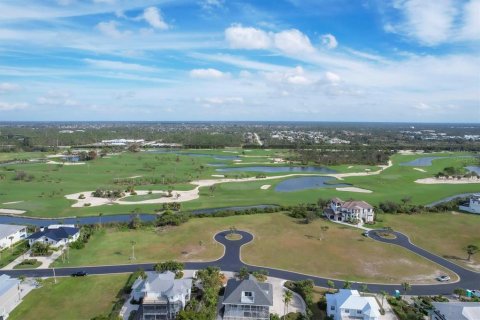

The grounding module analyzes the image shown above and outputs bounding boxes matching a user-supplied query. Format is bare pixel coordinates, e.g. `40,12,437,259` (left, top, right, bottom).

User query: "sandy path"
65,161,392,207
413,168,427,173
335,187,372,193
415,178,480,184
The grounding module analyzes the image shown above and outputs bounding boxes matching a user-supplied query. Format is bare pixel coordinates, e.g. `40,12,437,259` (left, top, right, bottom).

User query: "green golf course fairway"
0,150,478,218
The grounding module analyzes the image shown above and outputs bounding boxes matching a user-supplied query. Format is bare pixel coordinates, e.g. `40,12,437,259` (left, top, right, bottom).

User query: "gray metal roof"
0,274,19,297
140,271,192,298
0,224,26,240
432,302,480,320
223,275,273,307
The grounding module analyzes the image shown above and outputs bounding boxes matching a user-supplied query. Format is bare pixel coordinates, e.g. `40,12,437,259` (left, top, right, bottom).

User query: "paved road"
2,230,479,295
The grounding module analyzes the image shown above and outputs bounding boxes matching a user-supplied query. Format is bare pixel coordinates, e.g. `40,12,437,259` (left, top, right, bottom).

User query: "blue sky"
0,0,479,122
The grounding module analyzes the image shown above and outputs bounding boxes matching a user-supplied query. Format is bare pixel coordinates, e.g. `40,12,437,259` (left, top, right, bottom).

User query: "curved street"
2,229,479,295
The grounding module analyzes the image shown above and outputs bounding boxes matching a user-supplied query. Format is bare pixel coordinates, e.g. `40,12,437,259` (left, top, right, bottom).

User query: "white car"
436,275,451,282
471,290,480,298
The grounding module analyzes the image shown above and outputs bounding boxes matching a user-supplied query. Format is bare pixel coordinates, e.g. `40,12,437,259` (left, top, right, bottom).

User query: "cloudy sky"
0,0,479,122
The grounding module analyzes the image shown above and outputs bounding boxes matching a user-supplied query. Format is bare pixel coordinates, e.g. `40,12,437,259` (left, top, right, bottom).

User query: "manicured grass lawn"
0,241,28,268
9,274,128,320
377,212,480,271
13,259,41,269
1,150,478,217
54,213,455,284
121,193,166,202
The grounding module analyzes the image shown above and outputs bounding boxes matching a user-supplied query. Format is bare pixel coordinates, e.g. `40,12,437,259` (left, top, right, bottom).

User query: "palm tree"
343,280,352,289
380,290,388,308
401,282,411,294
327,280,335,292
465,244,478,261
8,236,14,251
283,290,293,318
130,240,136,260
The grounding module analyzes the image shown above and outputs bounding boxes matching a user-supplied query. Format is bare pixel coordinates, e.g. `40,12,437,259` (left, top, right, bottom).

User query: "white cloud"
142,7,169,30
225,24,272,49
200,0,224,10
413,102,432,110
273,29,315,55
37,91,78,106
386,0,458,45
324,71,341,84
0,102,28,111
0,83,20,93
190,68,228,79
84,58,157,72
96,20,130,38
197,96,244,108
93,0,116,4
320,33,338,49
459,0,480,40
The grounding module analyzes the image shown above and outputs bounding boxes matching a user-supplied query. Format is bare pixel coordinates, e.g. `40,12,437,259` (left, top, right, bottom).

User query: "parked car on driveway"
436,275,450,282
71,271,87,277
471,290,480,298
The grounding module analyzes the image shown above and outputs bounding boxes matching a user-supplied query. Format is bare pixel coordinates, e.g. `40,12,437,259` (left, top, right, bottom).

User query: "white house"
326,289,382,320
0,274,21,320
0,224,27,250
26,225,80,248
459,194,480,214
131,271,192,320
326,198,375,223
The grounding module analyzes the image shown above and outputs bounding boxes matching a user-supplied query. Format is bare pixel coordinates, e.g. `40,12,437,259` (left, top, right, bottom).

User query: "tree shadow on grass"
443,255,468,261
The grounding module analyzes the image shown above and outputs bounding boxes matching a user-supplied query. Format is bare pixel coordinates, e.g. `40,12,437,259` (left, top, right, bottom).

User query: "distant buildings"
0,224,27,250
429,302,480,320
100,139,145,146
131,271,192,320
0,274,21,320
222,275,273,320
326,198,375,223
26,225,80,248
326,289,382,320
459,194,480,214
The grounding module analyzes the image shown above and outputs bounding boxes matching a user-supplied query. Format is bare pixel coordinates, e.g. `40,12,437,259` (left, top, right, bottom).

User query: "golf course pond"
216,166,336,173
274,176,350,192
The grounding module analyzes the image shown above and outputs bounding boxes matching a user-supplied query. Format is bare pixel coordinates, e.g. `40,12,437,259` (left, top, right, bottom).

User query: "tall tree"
465,244,478,261
283,290,293,318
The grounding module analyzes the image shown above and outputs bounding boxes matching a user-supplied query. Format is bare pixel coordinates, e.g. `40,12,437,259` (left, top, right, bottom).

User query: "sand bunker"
47,160,85,166
413,168,427,173
0,209,26,214
260,185,271,190
336,187,372,193
128,175,142,179
415,177,480,184
2,201,23,205
211,174,225,177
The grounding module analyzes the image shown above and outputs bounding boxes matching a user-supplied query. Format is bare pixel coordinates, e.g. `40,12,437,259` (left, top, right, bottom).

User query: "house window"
344,309,349,313
244,292,252,297
330,306,335,310
357,310,362,314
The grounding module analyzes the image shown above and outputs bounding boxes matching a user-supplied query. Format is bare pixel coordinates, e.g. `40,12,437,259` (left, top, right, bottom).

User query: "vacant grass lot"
378,212,480,271
54,213,455,284
9,274,128,320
